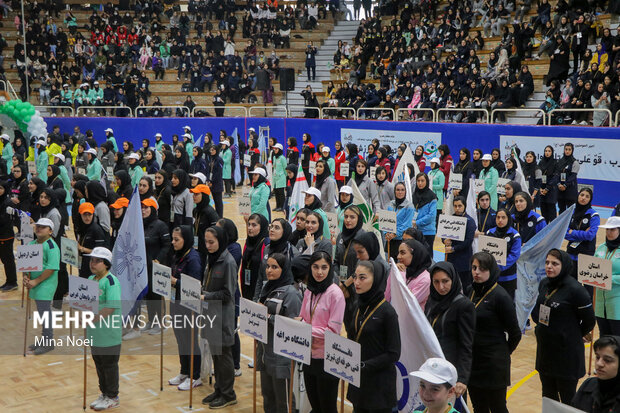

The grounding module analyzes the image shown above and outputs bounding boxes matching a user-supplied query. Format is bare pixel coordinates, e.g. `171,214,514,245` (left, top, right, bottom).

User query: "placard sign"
324,331,361,387
106,167,114,179
239,196,251,216
68,276,100,313
496,178,511,196
273,315,312,365
309,161,317,175
17,244,43,272
369,166,377,182
19,212,34,243
179,273,202,313
340,162,349,177
60,237,79,267
448,173,462,190
377,209,397,233
244,154,251,167
474,179,485,198
578,254,612,290
152,262,172,298
27,161,37,175
326,212,339,236
478,235,507,266
436,215,468,241
239,298,268,343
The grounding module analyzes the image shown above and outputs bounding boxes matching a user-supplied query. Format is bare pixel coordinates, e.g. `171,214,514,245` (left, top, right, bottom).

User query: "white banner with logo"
341,128,441,161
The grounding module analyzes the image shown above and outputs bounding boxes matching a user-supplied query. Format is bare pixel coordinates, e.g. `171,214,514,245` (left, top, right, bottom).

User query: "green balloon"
24,116,32,123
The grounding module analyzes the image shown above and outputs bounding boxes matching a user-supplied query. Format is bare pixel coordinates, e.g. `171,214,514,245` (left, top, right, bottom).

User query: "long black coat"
464,283,521,388
572,377,620,413
532,276,595,380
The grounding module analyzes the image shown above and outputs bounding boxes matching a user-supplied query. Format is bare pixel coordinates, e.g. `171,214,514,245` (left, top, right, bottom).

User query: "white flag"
112,186,149,317
466,178,479,252
392,145,419,203
288,164,309,225
512,148,529,194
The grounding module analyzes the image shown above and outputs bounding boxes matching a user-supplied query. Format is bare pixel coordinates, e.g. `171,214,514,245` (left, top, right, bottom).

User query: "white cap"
155,133,162,138
182,133,192,139
53,153,66,162
62,83,69,88
80,83,88,88
339,185,353,195
273,143,283,151
220,140,230,146
250,167,267,178
104,128,113,133
127,153,140,160
190,172,207,184
481,154,493,161
303,187,322,198
322,146,330,153
600,216,620,229
86,148,97,155
34,218,55,231
183,125,191,131
248,127,256,132
0,134,10,141
36,139,47,146
94,81,99,85
429,157,440,165
410,358,457,387
85,247,113,263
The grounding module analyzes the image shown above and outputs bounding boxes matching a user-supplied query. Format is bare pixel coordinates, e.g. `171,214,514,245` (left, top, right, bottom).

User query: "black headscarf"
142,204,158,227
402,239,432,281
605,226,620,251
546,249,573,290
139,177,154,200
573,188,593,220
30,176,47,202
494,208,514,238
522,151,537,179
456,148,471,170
218,218,239,244
426,261,463,321
357,260,387,307
259,253,294,303
505,157,517,174
352,230,380,260
504,181,522,212
341,206,364,245
174,225,194,258
412,173,436,208
538,145,557,176
39,187,58,215
47,165,61,185
86,180,107,205
175,148,190,171
556,143,576,173
413,145,423,163
471,252,500,297
115,170,132,197
155,170,170,196
253,171,267,187
514,191,533,222
243,214,269,268
306,251,334,294
354,163,366,187
171,169,190,195
375,166,388,186
207,225,229,267
161,149,175,170
268,218,293,254
305,193,323,211
290,209,309,245
0,180,10,205
306,211,325,238
394,182,407,208
339,190,353,209
314,161,331,191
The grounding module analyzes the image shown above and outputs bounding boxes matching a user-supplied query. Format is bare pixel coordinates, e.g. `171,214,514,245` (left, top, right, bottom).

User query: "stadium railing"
35,105,75,116
396,107,435,122
320,106,357,120
356,107,396,121
491,108,546,126
549,108,613,127
191,106,248,117
437,108,490,124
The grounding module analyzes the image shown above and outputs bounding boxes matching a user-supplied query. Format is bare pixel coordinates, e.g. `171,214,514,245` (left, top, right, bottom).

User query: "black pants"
469,386,508,413
540,202,557,224
224,179,233,195
146,294,164,326
304,358,339,413
212,191,223,217
306,65,316,81
260,370,290,413
92,345,121,398
539,373,578,404
557,198,575,215
499,278,516,300
274,187,285,209
213,345,236,400
597,317,620,336
0,237,16,285
53,263,68,309
424,235,436,259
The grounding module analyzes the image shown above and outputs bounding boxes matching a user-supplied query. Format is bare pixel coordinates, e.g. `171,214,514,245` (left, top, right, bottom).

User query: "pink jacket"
299,283,345,359
384,269,431,310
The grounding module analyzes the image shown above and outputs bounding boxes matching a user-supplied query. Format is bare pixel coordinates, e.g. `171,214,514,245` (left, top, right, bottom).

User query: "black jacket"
464,283,521,388
446,213,476,272
144,216,171,272
572,377,620,413
155,184,172,225
78,222,109,278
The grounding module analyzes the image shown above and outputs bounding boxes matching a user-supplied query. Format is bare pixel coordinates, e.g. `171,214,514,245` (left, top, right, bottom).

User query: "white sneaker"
571,120,578,125
234,369,242,377
168,373,188,386
148,327,162,335
93,396,119,411
90,394,105,408
178,377,202,391
122,330,141,341
579,120,588,126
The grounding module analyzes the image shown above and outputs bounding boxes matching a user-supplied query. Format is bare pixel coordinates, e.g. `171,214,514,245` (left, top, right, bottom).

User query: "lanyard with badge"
469,283,498,309
309,293,323,322
244,238,265,286
354,299,386,341
539,287,559,326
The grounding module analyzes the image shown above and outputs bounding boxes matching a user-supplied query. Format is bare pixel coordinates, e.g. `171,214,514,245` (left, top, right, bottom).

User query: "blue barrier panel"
45,116,620,207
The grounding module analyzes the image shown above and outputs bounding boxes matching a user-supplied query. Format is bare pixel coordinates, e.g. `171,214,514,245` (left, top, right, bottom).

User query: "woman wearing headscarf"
256,253,303,413
345,143,362,174
444,196,477,290
375,166,394,210
86,180,111,233
168,225,203,391
28,177,47,221
289,209,309,247
206,144,224,217
108,197,128,249
490,149,505,177
295,211,332,256
9,163,29,212
425,261,476,402
333,141,346,188
160,149,176,176
565,188,600,282
249,167,270,221
302,187,331,240
513,191,547,244
241,213,270,299
386,182,416,260
556,143,580,214
300,250,345,413
0,180,17,291
189,146,207,175
350,159,380,212
127,153,144,188
466,252,521,413
38,187,63,241
314,159,338,214
190,184,219,261
345,260,401,413
171,169,193,227
522,151,542,208
479,154,499,210
35,140,49,179
51,154,72,204
154,170,172,228
386,238,432,308
174,146,191,172
74,142,89,172
100,141,115,174
453,148,473,200
412,173,438,258
113,151,127,174
413,145,427,174
532,249,595,403
76,202,108,279
253,218,297,301
498,180,522,215
593,217,620,336
200,225,238,408
438,144,453,193
486,209,522,299
114,170,133,199
145,149,160,175
286,137,299,167
501,157,517,181
47,165,64,191
428,157,446,221
472,149,483,178
86,148,103,181
538,145,559,223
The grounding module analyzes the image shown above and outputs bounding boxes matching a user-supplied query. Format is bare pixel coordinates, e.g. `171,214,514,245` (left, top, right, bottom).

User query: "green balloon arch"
0,99,47,137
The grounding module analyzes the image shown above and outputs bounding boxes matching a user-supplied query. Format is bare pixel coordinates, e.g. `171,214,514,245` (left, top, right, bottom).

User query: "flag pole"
23,296,30,356
160,298,164,391
588,291,596,375
253,340,257,413
288,361,295,413
83,328,87,411
189,313,195,409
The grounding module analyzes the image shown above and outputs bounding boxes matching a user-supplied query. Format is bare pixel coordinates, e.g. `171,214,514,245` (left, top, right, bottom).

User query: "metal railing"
396,107,435,122
320,106,357,120
191,106,248,117
35,105,76,116
491,108,546,126
616,110,620,127
141,105,190,117
356,107,396,120
437,108,490,124
286,106,322,118
0,79,19,100
248,105,288,118
76,106,134,117
549,108,613,127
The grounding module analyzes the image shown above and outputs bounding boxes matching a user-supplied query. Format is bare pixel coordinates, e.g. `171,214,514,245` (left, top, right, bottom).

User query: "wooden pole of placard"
340,379,345,413
588,292,596,376
253,340,257,413
69,266,73,338
21,275,25,308
83,328,87,411
189,313,195,409
160,298,164,391
23,297,30,357
288,361,294,413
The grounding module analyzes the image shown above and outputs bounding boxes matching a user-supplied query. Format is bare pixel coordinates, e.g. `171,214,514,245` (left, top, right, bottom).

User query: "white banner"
341,128,441,161
500,135,620,182
274,315,312,365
